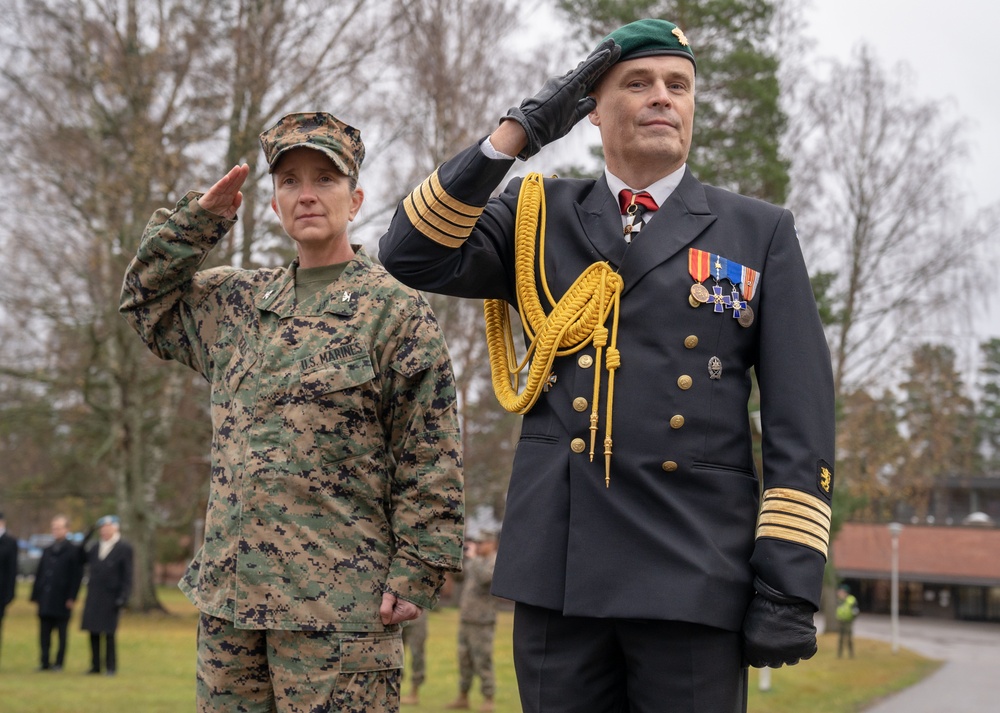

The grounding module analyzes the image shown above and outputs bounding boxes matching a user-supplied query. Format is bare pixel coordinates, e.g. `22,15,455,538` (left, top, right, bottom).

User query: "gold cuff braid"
403,170,483,248
756,487,832,558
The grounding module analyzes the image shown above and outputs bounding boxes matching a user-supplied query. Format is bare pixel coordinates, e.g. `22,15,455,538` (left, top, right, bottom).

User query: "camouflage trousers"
401,615,427,687
197,613,403,713
456,621,496,698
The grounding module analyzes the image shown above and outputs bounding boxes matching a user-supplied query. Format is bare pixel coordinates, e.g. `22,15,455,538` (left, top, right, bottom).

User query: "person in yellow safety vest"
836,584,860,658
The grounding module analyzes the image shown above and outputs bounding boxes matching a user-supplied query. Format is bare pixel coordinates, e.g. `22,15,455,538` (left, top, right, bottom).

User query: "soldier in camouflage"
120,111,465,713
400,613,427,705
446,530,499,712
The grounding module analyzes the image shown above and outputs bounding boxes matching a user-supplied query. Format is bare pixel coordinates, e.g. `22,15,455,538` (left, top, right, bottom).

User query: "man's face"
271,147,363,253
51,518,68,540
589,54,696,181
99,522,117,541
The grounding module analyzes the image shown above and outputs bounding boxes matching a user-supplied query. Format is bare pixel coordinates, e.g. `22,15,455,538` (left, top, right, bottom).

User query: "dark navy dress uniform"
381,136,833,713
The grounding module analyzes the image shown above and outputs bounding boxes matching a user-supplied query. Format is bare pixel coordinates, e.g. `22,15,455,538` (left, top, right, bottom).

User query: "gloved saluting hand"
503,38,621,160
742,576,818,668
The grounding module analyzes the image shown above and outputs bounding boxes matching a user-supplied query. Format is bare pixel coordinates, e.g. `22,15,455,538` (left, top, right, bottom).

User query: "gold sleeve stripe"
762,498,832,530
403,170,484,248
763,487,832,522
755,487,832,558
756,524,829,558
757,512,830,549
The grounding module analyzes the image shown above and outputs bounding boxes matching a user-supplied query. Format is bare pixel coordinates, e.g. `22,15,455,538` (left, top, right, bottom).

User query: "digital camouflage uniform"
456,551,498,699
401,614,427,688
120,193,464,712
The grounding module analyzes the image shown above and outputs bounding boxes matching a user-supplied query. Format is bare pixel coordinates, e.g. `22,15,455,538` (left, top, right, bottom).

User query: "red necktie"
618,189,659,214
618,189,658,241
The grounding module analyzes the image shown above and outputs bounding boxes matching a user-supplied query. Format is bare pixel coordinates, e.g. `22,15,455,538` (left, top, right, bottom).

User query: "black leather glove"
504,38,621,159
742,577,818,668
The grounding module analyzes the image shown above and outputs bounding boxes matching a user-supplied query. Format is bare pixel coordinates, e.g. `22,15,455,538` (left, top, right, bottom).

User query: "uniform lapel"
574,174,628,267
619,168,716,294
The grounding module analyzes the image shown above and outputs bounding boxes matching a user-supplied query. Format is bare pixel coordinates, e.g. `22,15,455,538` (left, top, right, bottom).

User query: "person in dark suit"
0,510,19,670
80,515,133,675
31,515,84,671
379,18,835,713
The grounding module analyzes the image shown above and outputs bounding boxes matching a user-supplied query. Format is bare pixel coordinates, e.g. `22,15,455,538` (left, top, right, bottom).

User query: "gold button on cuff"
570,438,587,453
677,375,693,390
684,335,699,349
670,415,685,429
662,461,678,472
578,354,594,369
572,397,589,412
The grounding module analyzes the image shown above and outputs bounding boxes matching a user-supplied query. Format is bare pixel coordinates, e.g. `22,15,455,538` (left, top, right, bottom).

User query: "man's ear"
588,96,601,127
271,196,278,215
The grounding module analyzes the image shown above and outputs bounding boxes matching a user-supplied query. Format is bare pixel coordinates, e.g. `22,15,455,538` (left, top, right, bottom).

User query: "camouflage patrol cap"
259,112,365,179
602,19,696,71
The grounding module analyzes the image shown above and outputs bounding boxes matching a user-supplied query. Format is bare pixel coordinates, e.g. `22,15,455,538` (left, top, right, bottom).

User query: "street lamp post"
888,522,904,654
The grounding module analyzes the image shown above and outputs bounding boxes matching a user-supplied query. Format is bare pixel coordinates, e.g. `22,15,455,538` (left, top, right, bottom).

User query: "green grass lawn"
0,581,938,712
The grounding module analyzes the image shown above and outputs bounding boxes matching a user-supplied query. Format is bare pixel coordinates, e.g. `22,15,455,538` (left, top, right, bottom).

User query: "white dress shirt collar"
604,164,686,210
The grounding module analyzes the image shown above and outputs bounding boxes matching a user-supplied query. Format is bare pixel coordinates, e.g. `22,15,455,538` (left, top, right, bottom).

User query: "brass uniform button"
570,438,587,453
572,397,589,412
578,354,594,368
677,375,693,390
684,335,699,349
670,415,685,429
662,461,678,472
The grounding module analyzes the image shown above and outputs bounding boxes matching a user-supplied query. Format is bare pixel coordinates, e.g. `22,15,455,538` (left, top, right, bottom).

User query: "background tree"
897,343,979,519
978,338,1000,473
836,388,907,522
787,44,986,399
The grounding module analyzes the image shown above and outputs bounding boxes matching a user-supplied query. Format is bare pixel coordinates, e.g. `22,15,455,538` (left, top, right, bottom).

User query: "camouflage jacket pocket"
339,630,404,673
300,352,375,400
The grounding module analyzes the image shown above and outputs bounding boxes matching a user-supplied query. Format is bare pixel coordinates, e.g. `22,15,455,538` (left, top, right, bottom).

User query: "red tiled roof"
831,522,1000,586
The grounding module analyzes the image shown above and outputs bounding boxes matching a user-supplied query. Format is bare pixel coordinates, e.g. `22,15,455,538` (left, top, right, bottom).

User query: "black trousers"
89,631,117,673
39,615,70,668
513,602,747,713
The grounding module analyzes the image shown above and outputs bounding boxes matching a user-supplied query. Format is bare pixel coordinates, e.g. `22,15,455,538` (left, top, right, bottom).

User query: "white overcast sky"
807,0,999,211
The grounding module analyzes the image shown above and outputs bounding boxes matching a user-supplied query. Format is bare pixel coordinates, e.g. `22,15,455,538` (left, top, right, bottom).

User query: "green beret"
603,19,696,70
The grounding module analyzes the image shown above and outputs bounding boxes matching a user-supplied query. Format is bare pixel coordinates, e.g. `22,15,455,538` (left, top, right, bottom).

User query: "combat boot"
479,696,495,712
445,692,470,709
401,684,420,705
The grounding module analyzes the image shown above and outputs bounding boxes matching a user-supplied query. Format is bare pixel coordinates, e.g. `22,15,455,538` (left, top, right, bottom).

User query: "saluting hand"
197,164,251,219
502,38,620,160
